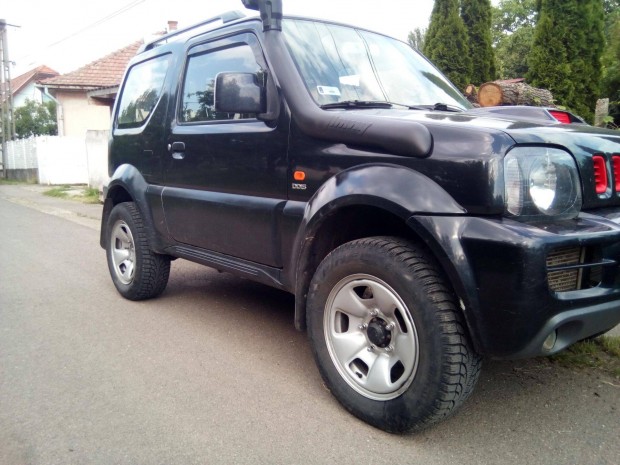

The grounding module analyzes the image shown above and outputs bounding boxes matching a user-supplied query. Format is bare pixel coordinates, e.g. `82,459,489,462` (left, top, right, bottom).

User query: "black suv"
101,0,620,432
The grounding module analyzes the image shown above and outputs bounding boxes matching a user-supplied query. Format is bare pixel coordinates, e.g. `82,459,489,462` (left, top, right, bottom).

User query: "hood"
340,107,620,211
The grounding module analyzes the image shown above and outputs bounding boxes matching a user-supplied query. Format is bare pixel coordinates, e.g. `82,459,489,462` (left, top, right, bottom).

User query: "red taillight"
549,110,572,124
613,155,620,192
593,155,608,195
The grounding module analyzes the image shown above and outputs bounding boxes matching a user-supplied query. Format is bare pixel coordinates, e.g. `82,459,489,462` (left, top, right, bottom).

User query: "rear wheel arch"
100,185,134,249
100,165,158,250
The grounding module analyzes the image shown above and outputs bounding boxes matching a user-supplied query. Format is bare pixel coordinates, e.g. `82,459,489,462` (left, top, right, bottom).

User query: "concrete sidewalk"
0,183,102,232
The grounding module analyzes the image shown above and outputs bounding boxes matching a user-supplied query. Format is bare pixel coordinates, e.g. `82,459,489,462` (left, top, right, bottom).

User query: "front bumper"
410,211,620,358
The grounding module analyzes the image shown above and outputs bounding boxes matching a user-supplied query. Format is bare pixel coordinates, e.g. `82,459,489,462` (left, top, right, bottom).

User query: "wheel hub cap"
367,318,391,348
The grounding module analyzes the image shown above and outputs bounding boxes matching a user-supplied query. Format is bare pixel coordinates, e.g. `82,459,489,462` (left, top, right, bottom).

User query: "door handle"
168,141,186,160
168,141,185,152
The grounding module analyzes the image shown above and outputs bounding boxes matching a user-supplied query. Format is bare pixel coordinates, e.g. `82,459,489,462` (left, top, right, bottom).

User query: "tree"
14,99,57,139
491,0,537,79
407,28,426,52
601,0,620,99
575,1,605,121
461,0,496,84
424,0,472,90
527,0,605,122
601,15,620,125
526,2,574,109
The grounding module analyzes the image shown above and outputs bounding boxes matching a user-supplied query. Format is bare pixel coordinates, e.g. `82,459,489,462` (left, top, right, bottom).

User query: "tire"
105,202,170,300
307,236,481,433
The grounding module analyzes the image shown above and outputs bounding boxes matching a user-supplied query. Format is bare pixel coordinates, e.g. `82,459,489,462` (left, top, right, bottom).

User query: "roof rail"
139,10,247,53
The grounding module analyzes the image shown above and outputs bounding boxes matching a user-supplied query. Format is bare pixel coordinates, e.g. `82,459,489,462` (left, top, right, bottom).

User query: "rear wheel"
307,237,481,433
106,202,170,300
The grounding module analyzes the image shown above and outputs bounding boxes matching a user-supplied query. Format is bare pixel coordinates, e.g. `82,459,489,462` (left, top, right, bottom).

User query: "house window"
117,54,169,128
180,44,261,123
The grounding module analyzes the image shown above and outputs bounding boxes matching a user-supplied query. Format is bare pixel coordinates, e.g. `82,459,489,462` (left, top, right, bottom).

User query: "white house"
10,65,59,107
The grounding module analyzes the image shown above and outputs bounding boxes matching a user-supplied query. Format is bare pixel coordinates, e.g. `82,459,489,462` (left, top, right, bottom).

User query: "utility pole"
1,19,17,178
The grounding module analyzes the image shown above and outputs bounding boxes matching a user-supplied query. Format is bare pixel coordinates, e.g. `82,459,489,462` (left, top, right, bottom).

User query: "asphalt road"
0,185,618,465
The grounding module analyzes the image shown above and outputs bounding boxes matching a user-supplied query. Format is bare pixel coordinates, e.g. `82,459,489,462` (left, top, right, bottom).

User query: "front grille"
546,247,582,292
546,246,608,292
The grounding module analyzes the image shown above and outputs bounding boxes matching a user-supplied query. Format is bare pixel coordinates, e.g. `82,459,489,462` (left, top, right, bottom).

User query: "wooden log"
478,81,555,107
464,84,478,105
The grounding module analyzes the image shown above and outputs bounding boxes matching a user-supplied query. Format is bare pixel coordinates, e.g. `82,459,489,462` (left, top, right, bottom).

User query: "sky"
3,0,438,78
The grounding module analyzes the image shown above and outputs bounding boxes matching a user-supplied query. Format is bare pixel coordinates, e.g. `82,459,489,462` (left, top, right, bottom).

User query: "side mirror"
215,72,266,114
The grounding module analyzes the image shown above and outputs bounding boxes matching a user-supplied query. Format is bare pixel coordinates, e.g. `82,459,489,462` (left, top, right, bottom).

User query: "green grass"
43,185,71,198
43,185,102,204
549,335,620,378
82,187,102,204
0,178,35,185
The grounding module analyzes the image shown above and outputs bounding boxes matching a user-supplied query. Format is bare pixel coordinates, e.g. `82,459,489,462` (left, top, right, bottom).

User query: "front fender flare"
292,163,466,329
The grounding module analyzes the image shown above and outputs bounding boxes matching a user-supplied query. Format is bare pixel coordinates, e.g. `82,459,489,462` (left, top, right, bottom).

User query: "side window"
180,44,262,123
116,55,169,128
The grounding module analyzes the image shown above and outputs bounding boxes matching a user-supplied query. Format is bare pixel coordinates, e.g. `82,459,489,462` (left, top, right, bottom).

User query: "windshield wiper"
320,100,465,112
408,103,465,112
320,100,398,110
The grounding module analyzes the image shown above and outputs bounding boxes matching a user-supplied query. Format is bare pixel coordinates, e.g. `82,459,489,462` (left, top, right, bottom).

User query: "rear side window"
116,55,169,128
180,44,261,123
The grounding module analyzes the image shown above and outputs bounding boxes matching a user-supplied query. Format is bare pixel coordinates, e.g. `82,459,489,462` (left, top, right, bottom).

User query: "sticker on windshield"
317,86,341,96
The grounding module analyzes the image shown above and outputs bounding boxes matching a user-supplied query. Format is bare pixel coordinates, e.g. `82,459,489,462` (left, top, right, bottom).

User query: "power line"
45,0,146,48
13,0,146,64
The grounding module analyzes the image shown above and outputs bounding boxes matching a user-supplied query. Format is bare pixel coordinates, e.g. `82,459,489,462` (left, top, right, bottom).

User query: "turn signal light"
593,155,608,195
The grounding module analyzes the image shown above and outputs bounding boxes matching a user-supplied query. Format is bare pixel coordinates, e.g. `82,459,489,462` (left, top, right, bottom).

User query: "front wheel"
105,202,170,300
307,237,481,433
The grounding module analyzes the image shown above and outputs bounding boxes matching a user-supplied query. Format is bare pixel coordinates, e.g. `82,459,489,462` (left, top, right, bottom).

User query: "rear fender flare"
100,164,159,250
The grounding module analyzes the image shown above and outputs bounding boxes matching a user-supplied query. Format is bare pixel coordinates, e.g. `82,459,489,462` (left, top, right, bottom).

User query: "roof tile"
4,65,59,96
41,40,143,89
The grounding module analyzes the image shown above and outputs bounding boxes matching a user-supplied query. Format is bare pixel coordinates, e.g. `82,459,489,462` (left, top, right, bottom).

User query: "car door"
161,33,288,267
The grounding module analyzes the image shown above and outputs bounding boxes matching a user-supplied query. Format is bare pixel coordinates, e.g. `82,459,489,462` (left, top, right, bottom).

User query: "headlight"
504,147,582,219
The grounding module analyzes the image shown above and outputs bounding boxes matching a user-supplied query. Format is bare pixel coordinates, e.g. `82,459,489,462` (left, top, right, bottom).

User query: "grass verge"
0,178,35,185
549,335,620,378
43,185,71,198
43,185,102,204
82,187,102,204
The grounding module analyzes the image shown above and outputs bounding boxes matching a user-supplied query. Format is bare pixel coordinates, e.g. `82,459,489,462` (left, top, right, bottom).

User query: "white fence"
5,136,39,170
5,131,109,188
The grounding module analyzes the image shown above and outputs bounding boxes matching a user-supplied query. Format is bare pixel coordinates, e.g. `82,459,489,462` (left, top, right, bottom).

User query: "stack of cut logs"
465,81,555,107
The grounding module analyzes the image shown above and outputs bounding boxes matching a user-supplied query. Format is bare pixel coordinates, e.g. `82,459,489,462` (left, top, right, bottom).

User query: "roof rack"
139,10,247,53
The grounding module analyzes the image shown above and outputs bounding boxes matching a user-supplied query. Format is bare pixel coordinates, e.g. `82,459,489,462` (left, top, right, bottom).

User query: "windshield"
283,19,471,110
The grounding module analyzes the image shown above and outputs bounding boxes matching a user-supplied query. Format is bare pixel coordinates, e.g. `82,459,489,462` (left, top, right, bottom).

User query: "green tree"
424,0,472,91
461,0,496,84
601,0,620,98
577,0,605,121
407,27,426,52
491,0,537,79
527,2,574,109
601,15,620,125
527,0,605,122
14,99,57,139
